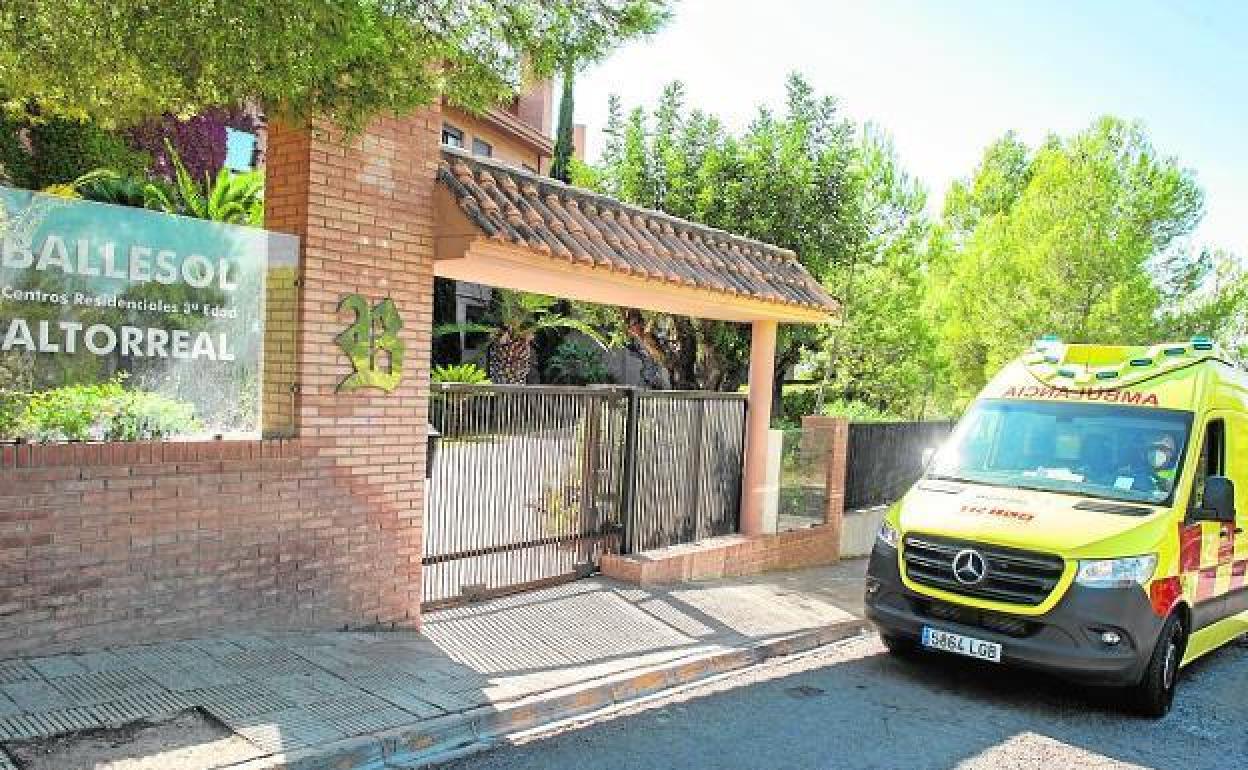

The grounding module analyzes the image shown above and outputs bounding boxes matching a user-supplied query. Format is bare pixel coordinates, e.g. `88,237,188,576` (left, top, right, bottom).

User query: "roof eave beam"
433,236,833,324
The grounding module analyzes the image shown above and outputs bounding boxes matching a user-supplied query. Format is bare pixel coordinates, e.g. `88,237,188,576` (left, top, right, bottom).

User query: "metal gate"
845,420,956,509
624,392,747,552
422,385,747,607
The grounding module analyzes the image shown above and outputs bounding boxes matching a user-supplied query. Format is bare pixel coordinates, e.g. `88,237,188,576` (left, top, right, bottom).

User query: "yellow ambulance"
865,337,1247,716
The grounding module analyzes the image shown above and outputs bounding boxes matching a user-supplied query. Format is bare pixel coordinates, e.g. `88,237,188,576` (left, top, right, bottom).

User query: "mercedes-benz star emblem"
952,549,988,585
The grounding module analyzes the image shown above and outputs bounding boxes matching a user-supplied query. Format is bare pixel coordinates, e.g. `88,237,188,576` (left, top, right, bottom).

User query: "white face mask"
1148,447,1174,470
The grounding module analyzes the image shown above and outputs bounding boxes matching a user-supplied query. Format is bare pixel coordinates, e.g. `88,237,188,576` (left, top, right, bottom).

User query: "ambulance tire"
1128,612,1185,718
880,633,916,657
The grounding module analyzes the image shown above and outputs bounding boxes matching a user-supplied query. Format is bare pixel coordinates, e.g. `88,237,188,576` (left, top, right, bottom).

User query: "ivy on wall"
0,105,254,191
128,107,257,182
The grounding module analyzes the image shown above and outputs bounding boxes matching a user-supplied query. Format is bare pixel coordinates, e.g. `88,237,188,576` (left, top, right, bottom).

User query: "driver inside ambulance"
1118,431,1179,496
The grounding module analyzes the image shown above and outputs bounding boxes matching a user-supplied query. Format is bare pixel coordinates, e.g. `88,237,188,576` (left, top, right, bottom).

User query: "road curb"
225,619,870,770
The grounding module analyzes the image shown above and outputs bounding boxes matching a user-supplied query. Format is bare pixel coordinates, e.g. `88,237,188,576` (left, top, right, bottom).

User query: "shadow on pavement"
0,565,863,768
443,630,1248,770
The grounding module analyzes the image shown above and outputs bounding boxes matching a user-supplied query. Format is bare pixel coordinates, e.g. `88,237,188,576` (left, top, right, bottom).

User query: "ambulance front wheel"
880,633,916,657
1128,612,1185,718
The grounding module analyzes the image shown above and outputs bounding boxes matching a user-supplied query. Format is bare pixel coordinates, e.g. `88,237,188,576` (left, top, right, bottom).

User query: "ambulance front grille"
902,534,1065,607
916,600,1036,637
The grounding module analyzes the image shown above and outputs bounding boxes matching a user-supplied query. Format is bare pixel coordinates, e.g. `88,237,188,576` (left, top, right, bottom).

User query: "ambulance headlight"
876,521,900,549
1075,554,1157,588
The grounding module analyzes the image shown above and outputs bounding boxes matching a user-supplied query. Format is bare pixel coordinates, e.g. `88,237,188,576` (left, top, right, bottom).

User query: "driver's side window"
1190,419,1225,511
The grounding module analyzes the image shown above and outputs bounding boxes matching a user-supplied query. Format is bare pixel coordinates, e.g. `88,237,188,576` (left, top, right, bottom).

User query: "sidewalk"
0,561,868,770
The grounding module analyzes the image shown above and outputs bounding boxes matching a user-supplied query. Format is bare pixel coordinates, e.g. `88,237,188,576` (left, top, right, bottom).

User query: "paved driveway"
444,630,1248,770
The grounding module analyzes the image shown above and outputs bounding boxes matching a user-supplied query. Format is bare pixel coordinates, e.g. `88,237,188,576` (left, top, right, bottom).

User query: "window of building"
442,124,464,149
472,138,493,158
224,128,258,171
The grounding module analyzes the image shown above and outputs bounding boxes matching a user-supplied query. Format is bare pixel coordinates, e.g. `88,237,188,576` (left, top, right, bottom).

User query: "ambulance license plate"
920,626,1002,663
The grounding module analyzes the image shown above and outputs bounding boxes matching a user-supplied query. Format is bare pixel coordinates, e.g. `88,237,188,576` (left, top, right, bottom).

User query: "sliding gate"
422,384,747,607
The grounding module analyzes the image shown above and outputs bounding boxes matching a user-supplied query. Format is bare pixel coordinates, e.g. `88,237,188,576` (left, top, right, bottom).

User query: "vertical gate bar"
671,399,687,546
638,394,648,549
580,393,602,557
687,396,707,541
618,387,641,554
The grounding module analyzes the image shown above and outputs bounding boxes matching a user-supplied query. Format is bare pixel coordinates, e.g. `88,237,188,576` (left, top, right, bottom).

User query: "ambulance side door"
1182,414,1231,629
1221,412,1248,621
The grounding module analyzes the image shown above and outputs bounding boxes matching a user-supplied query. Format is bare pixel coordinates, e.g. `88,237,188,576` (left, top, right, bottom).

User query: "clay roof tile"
436,148,837,313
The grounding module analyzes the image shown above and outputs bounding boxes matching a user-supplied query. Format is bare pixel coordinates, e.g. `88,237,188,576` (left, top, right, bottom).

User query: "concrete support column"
740,320,778,536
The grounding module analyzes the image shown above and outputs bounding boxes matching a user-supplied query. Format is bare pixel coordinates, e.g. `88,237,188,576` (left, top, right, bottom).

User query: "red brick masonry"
600,527,841,585
1,109,440,656
0,440,414,655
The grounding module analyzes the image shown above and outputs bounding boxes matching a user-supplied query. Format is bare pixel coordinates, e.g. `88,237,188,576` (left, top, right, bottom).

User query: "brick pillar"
265,110,439,628
801,416,849,553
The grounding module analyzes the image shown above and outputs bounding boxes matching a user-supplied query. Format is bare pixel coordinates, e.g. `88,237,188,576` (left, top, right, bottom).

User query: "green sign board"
0,186,299,441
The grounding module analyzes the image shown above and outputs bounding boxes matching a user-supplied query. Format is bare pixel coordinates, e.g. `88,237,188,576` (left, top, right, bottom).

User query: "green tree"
0,1,669,132
941,132,1032,239
927,117,1220,408
547,1,671,182
811,124,939,417
551,73,579,183
585,74,866,407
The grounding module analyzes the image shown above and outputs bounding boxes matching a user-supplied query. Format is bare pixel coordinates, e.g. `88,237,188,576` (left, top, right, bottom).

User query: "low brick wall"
0,440,421,656
600,525,840,585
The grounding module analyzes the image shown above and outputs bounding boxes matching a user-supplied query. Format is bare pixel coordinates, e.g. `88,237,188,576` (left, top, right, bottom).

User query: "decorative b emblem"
336,294,405,393
952,549,988,585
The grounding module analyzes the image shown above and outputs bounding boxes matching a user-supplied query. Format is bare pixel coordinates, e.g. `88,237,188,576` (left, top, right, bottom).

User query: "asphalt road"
439,631,1248,770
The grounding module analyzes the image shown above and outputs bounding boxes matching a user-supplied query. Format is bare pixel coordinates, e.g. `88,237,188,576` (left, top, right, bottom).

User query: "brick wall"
600,527,841,585
0,109,439,655
261,263,299,436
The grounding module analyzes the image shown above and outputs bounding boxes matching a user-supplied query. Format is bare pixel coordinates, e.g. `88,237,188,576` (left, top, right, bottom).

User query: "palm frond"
434,321,496,338
532,317,610,348
41,168,120,199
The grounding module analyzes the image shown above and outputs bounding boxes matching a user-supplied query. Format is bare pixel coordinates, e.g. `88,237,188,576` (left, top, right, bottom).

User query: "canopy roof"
433,147,838,323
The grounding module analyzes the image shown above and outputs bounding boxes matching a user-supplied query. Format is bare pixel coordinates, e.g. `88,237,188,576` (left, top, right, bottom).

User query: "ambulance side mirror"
1194,476,1236,523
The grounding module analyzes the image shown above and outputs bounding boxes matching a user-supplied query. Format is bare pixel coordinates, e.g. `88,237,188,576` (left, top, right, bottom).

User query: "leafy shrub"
0,393,21,438
3,375,200,442
431,363,490,385
779,384,821,425
778,384,902,426
543,340,611,385
108,389,201,441
76,173,157,208
26,117,149,189
819,398,901,423
144,140,264,225
0,111,34,188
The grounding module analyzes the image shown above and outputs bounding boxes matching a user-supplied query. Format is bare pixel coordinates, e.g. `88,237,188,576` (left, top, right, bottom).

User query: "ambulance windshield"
927,399,1193,505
